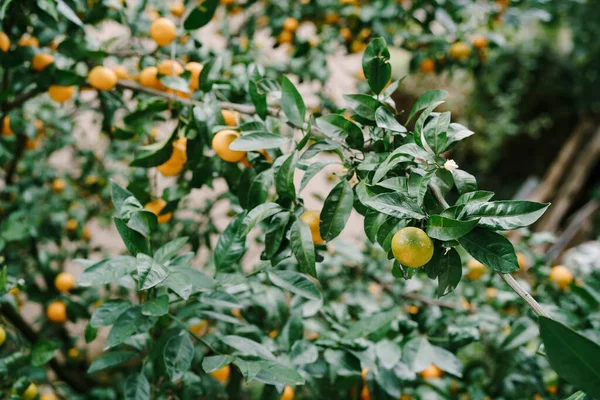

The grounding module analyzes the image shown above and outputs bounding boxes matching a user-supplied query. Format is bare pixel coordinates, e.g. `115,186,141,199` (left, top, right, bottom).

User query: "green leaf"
290,341,319,365
464,201,550,230
360,190,427,220
539,317,600,398
155,237,189,264
124,373,151,400
402,337,435,373
344,308,400,340
320,180,354,241
290,219,317,277
142,295,169,316
163,266,217,300
423,112,451,154
110,180,135,216
183,0,219,30
458,228,519,273
299,161,335,192
164,330,195,382
432,346,462,377
199,56,223,92
137,254,169,291
85,323,98,343
88,351,137,374
90,299,132,328
249,80,268,120
407,170,435,205
130,130,177,168
105,306,148,349
281,75,306,127
275,152,297,201
455,190,494,206
343,94,384,122
264,211,291,259
563,391,590,400
364,209,389,244
426,215,479,241
114,218,151,256
437,248,462,297
407,89,448,123
452,169,478,194
268,270,321,300
375,106,407,133
77,256,137,287
214,215,246,271
31,339,58,367
235,359,305,386
221,335,276,360
127,210,158,237
241,203,283,236
57,0,83,27
442,123,474,151
202,355,236,373
362,37,391,94
316,114,364,149
229,131,290,151
159,76,190,94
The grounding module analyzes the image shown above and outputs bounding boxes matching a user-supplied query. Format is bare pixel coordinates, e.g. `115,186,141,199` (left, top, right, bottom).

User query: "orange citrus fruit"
449,41,472,61
466,259,486,280
48,85,75,103
47,301,67,322
210,365,231,383
145,199,173,224
420,58,435,73
189,320,208,336
283,17,299,32
221,109,240,126
55,272,76,292
18,34,39,48
420,364,443,379
472,34,488,49
212,129,246,162
157,137,187,177
139,66,163,90
170,2,185,17
549,265,573,290
300,210,324,244
157,59,184,76
0,31,9,52
32,53,54,71
391,227,434,268
185,62,203,91
111,65,129,80
280,385,295,400
150,18,177,47
88,66,118,90
2,116,13,136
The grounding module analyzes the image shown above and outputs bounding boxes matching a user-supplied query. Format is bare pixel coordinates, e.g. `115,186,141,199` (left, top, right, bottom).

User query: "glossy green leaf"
142,295,169,317
230,131,290,151
77,256,136,287
362,37,391,94
402,337,435,373
124,373,151,400
343,94,384,122
344,308,400,340
281,75,306,127
275,152,297,201
184,0,219,30
31,339,58,367
464,200,550,230
268,270,321,300
458,228,519,273
290,219,317,277
241,203,283,236
90,299,132,327
455,190,494,206
202,355,236,373
234,359,305,386
426,215,479,241
437,248,462,297
164,331,195,382
214,215,246,271
361,190,427,220
114,218,151,256
375,106,407,133
221,335,276,360
407,89,448,123
264,211,291,259
137,254,169,291
155,237,189,264
320,180,354,241
316,114,364,149
88,351,137,373
539,317,600,398
452,169,478,194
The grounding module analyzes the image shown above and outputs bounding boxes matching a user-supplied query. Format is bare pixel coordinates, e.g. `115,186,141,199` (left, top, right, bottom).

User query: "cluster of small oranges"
419,35,488,74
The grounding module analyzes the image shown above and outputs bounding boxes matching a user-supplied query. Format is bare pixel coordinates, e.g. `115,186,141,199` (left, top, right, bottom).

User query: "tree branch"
4,132,27,185
0,302,94,393
427,182,548,317
116,80,282,117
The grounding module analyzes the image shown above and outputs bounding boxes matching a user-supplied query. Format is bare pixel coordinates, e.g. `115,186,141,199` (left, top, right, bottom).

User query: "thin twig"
427,182,548,317
116,80,282,117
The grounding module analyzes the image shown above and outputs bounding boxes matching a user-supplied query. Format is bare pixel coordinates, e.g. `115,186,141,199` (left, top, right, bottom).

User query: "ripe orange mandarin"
300,210,324,245
47,301,67,322
210,365,231,383
55,272,76,292
32,53,54,71
212,129,246,162
48,85,75,103
391,227,434,268
150,18,177,47
144,199,173,224
88,66,118,90
185,62,203,91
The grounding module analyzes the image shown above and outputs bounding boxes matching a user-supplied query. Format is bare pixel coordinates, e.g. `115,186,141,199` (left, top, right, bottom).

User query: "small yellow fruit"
150,18,177,47
47,301,67,323
210,365,231,383
300,210,324,245
88,66,118,91
212,129,246,162
420,58,435,73
466,259,486,280
144,199,173,224
48,85,75,103
40,392,58,400
139,66,163,90
546,385,558,395
32,53,54,71
51,178,66,193
340,27,352,41
170,1,185,17
21,383,38,400
18,34,39,48
269,330,279,339
407,305,419,315
472,34,488,50
391,227,434,268
157,59,184,76
111,65,129,80
449,41,472,61
157,137,187,177
549,265,573,290
221,109,240,126
0,31,10,52
278,30,294,44
2,116,13,136
82,226,91,242
282,17,299,32
0,326,6,346
189,320,208,336
185,62,203,91
280,385,295,400
516,252,528,271
325,13,340,25
68,347,80,359
55,272,76,292
486,287,498,299
66,218,78,231
420,364,443,379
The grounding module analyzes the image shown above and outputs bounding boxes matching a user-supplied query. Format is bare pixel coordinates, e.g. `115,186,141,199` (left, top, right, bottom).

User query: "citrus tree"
1,1,600,400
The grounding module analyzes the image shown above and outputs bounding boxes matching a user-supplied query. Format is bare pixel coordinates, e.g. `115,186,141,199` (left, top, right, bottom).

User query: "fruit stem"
427,182,548,317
